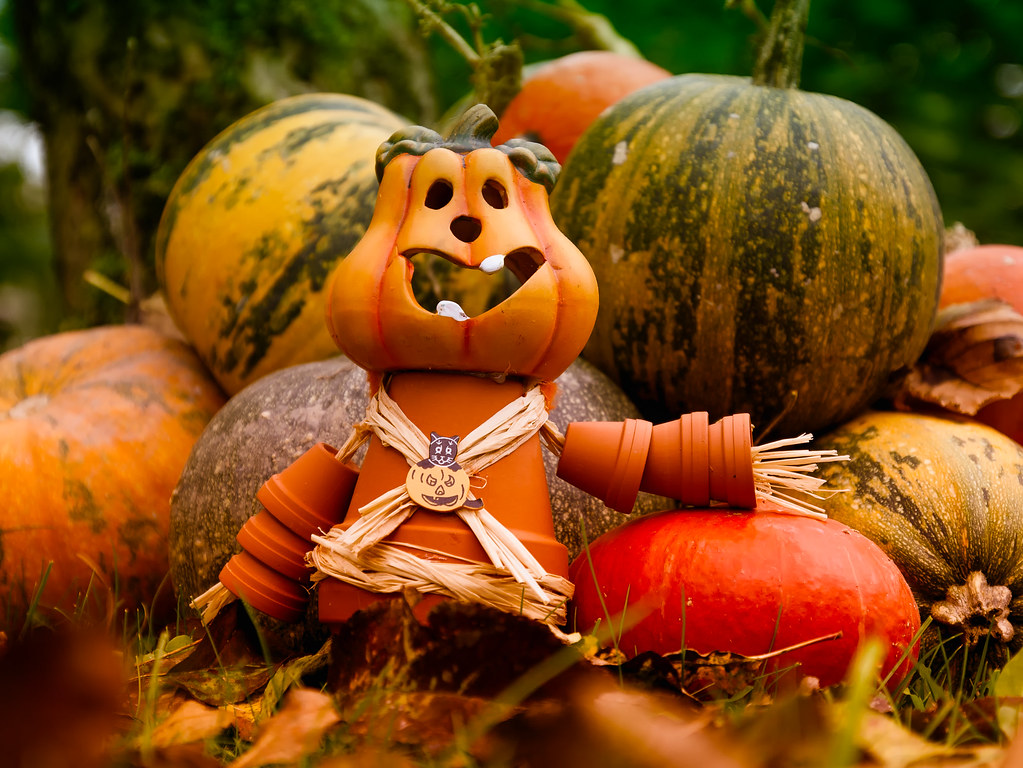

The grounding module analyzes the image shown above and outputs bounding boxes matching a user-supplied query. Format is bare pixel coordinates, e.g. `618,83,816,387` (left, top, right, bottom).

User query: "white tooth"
436,300,469,322
480,254,505,274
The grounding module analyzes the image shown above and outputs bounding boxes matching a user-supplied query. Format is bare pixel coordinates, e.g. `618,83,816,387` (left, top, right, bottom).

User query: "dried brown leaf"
610,633,839,700
259,639,332,714
855,711,1005,768
345,690,503,757
895,299,1023,415
329,599,599,701
228,688,340,768
132,636,205,693
122,743,224,768
857,711,959,768
149,699,233,748
314,749,418,768
169,664,277,707
223,701,267,744
728,684,833,766
500,678,747,768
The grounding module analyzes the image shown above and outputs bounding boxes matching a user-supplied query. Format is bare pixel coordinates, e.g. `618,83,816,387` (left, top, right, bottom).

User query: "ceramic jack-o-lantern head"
325,104,598,381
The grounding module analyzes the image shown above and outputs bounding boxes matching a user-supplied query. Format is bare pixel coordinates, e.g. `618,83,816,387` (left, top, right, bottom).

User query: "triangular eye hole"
426,180,454,209
482,180,508,209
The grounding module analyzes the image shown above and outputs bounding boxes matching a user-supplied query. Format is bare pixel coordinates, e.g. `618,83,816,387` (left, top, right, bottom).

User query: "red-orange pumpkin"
939,244,1023,443
325,104,598,381
0,325,226,626
570,503,921,689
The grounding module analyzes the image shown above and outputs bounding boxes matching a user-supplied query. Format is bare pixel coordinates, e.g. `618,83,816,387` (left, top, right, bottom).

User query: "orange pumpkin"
325,105,598,380
405,462,472,512
492,51,671,164
940,244,1023,309
0,325,226,626
938,244,1023,443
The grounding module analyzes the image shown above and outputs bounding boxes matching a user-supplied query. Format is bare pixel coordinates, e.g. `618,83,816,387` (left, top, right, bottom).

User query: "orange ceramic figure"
311,105,598,626
203,105,839,629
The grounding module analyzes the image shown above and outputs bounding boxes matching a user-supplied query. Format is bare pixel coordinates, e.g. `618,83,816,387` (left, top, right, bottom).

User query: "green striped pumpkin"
156,94,513,396
813,409,1023,668
550,1,943,436
156,94,401,395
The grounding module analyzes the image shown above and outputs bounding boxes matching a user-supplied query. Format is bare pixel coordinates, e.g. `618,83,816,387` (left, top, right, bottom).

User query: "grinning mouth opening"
403,247,547,320
423,494,459,506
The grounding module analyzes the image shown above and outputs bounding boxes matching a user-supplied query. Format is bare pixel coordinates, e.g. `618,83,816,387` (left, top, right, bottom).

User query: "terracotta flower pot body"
236,510,312,582
220,442,357,621
218,551,309,623
317,372,566,626
257,442,358,539
556,412,756,513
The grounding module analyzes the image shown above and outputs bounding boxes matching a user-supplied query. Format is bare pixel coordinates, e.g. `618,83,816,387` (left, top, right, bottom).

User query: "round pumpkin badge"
405,432,481,513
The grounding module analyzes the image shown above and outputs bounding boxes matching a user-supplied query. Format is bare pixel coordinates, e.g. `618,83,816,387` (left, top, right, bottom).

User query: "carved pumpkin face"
325,105,598,381
405,462,471,512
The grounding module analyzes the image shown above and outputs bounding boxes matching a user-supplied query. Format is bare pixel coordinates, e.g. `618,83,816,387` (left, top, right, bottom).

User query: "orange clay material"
317,371,566,626
219,551,308,623
236,510,312,582
256,442,358,540
324,148,598,380
558,412,758,514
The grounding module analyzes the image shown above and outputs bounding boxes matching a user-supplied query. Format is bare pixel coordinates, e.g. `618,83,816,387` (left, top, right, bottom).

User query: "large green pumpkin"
551,0,944,435
813,409,1023,670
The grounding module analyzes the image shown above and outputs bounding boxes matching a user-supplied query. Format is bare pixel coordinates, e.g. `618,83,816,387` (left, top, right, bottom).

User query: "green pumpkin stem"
751,0,811,89
403,0,524,117
445,103,500,146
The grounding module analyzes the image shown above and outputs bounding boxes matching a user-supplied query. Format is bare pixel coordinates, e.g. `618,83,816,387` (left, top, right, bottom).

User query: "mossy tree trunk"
11,0,437,329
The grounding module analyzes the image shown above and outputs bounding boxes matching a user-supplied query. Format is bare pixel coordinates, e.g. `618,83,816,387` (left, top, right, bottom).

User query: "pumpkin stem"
403,0,525,117
930,571,1014,646
750,0,811,89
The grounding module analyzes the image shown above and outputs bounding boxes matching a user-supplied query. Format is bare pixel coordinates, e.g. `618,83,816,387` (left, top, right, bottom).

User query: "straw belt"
308,382,573,625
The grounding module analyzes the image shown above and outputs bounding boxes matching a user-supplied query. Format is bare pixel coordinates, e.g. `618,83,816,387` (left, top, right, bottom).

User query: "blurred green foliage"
0,0,1021,349
0,0,434,347
428,0,1023,247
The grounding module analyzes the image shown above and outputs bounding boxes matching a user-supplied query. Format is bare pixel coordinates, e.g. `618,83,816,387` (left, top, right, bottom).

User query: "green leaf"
993,649,1023,737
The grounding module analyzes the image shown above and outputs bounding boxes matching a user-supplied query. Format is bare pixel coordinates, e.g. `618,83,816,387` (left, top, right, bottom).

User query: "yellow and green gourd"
814,409,1023,667
157,94,514,395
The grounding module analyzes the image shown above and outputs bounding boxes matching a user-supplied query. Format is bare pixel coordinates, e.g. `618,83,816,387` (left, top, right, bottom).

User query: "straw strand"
751,433,848,519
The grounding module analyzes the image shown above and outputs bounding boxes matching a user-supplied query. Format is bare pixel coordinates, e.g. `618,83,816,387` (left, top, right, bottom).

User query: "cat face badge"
405,433,484,513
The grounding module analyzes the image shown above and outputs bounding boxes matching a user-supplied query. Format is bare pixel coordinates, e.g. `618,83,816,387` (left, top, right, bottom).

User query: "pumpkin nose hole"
451,216,482,243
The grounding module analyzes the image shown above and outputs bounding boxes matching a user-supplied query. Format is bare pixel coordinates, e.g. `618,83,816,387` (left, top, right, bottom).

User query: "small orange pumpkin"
325,105,598,381
938,244,1023,443
492,51,671,164
0,325,226,626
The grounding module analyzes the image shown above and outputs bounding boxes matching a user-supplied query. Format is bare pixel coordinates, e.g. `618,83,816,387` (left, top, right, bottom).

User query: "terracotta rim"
604,418,653,514
726,414,757,507
236,510,313,582
257,442,357,538
678,411,710,505
219,551,308,623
